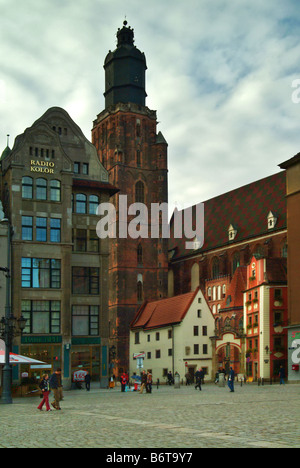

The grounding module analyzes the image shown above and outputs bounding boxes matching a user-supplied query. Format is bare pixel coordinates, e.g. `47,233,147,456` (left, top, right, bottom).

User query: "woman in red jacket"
37,374,52,412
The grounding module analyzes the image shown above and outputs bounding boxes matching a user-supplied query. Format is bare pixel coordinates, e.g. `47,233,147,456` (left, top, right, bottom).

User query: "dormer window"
267,211,278,230
228,224,237,241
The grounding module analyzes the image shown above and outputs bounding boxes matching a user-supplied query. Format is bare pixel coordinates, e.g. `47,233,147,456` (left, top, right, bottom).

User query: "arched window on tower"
212,257,220,279
135,181,145,203
137,275,143,303
232,252,240,274
137,244,143,265
136,150,141,167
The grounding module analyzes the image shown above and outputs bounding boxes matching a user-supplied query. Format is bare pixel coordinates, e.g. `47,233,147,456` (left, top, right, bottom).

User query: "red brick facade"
92,104,169,373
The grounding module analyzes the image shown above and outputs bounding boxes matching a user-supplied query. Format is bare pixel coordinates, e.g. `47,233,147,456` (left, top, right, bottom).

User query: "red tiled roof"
220,266,247,311
131,288,199,330
169,171,286,260
265,258,287,284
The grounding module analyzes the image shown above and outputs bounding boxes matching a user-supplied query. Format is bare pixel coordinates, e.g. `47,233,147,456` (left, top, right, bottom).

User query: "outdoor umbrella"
0,350,46,364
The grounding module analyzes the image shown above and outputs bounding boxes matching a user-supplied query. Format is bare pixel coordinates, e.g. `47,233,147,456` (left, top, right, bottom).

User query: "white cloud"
1,0,300,207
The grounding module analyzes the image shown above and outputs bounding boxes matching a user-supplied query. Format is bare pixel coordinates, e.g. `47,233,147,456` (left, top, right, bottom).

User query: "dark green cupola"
104,21,147,107
0,146,11,160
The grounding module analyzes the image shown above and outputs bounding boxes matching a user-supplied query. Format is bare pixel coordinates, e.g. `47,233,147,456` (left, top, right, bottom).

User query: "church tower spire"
104,21,147,108
92,22,168,375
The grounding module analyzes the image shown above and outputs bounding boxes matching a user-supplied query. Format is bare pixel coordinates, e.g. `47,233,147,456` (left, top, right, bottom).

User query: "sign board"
133,353,146,359
73,370,88,382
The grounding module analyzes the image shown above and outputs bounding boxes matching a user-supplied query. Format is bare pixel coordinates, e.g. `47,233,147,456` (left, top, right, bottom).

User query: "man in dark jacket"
49,369,62,410
228,367,235,393
85,371,91,391
195,369,202,391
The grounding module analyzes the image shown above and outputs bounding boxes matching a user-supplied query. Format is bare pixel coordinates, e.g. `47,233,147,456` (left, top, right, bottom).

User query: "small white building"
129,287,215,383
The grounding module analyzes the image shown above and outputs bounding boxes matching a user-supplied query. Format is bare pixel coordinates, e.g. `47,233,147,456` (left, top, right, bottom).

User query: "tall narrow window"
50,180,61,202
137,281,143,302
74,229,87,252
22,177,33,199
137,244,143,265
36,217,47,242
135,181,144,203
22,216,33,241
36,178,47,200
50,218,61,243
136,150,141,167
76,194,87,214
212,258,220,279
89,195,99,215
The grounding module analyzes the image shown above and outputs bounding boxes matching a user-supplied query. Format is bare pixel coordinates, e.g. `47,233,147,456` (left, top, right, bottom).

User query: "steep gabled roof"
220,266,247,311
169,171,286,260
131,288,199,330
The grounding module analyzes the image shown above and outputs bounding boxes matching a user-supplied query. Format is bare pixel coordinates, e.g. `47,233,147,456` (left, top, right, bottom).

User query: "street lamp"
0,217,27,404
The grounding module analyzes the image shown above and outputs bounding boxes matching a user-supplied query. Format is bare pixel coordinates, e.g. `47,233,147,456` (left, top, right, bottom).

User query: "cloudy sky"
1,0,300,209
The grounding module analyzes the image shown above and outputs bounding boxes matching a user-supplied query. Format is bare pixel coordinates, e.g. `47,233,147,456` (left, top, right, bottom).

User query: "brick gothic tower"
92,21,169,373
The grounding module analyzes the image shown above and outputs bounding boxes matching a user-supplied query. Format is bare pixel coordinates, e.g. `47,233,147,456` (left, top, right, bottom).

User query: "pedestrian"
185,372,191,386
85,371,91,391
120,372,128,392
146,371,153,393
167,371,173,386
195,368,202,391
139,370,147,393
49,368,62,410
228,367,235,393
37,374,52,412
279,366,285,385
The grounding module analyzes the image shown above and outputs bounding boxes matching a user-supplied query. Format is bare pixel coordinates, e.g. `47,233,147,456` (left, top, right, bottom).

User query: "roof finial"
6,134,10,147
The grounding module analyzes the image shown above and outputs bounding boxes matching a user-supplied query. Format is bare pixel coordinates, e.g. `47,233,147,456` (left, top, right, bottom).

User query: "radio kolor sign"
30,160,55,174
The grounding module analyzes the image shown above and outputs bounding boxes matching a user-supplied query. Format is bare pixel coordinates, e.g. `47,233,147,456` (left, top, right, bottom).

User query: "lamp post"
0,218,26,404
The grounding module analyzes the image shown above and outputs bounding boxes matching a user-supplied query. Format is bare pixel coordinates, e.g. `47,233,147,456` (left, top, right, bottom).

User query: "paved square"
0,383,299,449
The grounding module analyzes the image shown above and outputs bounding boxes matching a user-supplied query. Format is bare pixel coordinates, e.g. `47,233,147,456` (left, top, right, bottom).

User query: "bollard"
174,373,180,389
218,373,226,388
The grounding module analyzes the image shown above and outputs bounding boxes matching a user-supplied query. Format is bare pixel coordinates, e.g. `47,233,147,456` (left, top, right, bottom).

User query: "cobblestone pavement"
0,383,299,449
